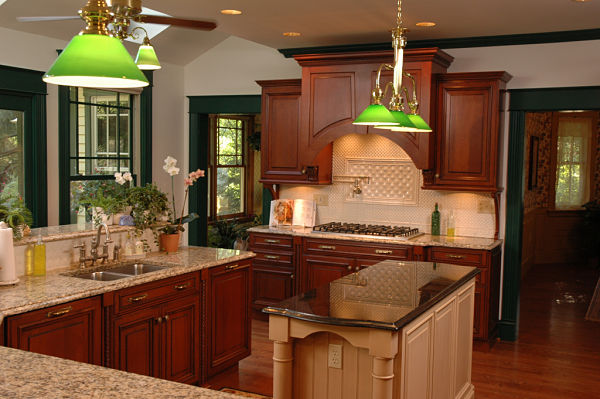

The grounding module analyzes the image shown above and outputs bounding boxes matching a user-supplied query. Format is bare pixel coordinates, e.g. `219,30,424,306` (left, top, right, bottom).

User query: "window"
66,87,133,223
0,65,47,227
553,112,598,209
208,115,258,219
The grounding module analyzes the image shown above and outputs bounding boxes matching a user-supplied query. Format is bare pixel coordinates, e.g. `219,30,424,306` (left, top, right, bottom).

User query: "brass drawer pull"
347,265,352,271
164,314,170,321
264,255,280,260
265,239,281,244
318,245,336,250
128,294,148,303
290,274,295,279
225,263,248,271
156,316,162,323
375,249,392,255
446,254,465,260
47,306,72,318
174,283,190,291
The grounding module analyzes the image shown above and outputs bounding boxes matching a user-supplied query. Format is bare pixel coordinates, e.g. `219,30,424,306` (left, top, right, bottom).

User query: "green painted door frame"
187,95,263,246
0,65,47,227
500,86,600,341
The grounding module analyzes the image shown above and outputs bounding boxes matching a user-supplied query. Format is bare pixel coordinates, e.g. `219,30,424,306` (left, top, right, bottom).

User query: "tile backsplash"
279,134,496,238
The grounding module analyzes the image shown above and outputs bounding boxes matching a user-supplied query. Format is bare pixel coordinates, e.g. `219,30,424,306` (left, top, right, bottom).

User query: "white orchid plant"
161,156,204,234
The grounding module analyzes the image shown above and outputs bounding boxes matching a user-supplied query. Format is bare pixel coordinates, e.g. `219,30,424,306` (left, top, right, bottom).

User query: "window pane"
120,159,130,172
97,116,107,153
108,116,117,152
119,94,130,108
69,179,126,224
0,109,24,200
216,167,244,216
119,112,129,154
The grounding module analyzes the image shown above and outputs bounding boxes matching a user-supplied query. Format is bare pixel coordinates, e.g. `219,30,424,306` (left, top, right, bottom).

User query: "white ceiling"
0,0,598,66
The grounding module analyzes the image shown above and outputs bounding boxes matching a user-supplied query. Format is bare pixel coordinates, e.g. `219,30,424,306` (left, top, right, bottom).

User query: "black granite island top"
263,260,479,331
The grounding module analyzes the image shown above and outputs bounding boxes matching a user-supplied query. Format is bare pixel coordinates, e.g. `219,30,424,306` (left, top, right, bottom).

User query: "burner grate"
313,222,420,238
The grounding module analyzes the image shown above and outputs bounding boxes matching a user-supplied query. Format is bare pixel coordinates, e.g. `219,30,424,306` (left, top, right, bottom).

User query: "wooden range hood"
293,48,454,171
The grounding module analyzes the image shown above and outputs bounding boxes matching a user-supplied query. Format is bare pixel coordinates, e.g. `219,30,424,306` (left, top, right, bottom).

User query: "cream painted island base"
266,261,477,399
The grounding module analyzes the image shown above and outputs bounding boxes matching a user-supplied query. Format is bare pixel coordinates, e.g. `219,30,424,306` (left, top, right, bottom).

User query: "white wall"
183,36,301,96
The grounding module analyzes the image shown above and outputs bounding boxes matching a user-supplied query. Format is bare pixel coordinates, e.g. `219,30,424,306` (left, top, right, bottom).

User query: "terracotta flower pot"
159,232,180,253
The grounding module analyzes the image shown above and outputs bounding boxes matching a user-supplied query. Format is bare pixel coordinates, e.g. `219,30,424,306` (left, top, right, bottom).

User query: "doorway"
501,86,600,340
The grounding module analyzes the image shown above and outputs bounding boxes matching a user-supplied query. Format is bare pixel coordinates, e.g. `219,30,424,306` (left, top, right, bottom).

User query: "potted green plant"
158,156,203,253
127,183,169,239
0,195,33,240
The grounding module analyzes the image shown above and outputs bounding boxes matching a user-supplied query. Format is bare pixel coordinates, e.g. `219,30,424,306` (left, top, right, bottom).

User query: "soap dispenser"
33,234,46,276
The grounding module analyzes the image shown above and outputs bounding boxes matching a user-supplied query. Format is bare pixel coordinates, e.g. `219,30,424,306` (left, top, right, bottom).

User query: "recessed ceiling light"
416,21,436,27
221,9,242,15
571,0,590,2
283,32,301,37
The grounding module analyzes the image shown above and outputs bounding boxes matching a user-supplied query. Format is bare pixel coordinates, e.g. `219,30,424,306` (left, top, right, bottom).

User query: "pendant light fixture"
353,0,431,133
133,27,161,70
43,0,149,89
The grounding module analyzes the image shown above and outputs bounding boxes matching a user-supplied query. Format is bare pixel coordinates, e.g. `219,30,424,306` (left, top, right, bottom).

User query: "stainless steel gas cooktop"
312,222,423,240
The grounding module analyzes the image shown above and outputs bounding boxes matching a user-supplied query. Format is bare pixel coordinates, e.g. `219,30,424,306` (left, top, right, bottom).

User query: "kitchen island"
264,260,479,399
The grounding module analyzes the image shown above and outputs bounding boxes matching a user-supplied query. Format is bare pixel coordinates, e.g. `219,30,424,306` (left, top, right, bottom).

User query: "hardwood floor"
204,262,600,398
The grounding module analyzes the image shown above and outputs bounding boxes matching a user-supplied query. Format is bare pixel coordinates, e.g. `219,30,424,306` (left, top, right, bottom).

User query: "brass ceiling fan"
17,0,217,39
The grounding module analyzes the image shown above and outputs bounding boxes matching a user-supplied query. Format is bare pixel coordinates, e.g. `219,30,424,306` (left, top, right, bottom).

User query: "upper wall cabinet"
294,49,453,170
257,79,332,185
423,72,512,192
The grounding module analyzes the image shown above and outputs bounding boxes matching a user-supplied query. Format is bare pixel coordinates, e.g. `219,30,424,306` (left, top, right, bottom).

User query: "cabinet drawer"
114,273,199,314
250,233,293,251
428,247,488,267
304,238,412,260
253,251,293,266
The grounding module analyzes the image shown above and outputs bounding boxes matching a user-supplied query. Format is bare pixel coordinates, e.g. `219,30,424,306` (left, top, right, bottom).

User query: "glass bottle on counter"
431,203,440,236
447,210,455,237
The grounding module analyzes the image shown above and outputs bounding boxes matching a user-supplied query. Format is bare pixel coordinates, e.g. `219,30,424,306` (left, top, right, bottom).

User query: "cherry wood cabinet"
257,79,332,185
111,273,200,384
304,254,355,291
293,49,453,170
5,296,102,365
423,72,512,192
249,233,297,319
427,245,502,343
204,260,252,377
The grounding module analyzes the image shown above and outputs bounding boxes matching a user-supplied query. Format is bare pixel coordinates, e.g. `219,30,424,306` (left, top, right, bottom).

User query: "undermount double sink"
64,263,168,281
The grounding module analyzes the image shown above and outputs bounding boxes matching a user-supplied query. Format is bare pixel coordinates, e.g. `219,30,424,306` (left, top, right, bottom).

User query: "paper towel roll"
0,221,17,283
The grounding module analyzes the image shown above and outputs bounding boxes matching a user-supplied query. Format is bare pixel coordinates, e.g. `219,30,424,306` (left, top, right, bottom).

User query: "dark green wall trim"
510,86,600,111
497,320,519,342
58,86,71,225
188,113,209,246
500,111,525,341
188,95,261,114
278,28,600,58
140,71,153,185
0,65,46,95
187,95,262,246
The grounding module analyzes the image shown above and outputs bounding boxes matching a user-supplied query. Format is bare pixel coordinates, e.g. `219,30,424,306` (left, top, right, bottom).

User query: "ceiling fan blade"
137,15,216,31
17,16,80,22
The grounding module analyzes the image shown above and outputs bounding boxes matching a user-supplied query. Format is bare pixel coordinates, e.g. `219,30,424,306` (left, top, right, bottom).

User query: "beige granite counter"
0,345,244,399
0,246,255,323
247,225,502,250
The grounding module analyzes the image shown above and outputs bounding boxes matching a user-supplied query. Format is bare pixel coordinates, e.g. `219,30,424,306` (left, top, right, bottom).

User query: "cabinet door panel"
113,306,160,377
163,295,200,384
6,296,102,365
304,255,354,291
207,262,252,377
253,264,295,309
309,72,356,140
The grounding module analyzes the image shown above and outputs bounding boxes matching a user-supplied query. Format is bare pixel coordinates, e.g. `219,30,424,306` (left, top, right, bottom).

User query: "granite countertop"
0,345,245,399
0,246,255,323
247,225,502,250
263,260,479,331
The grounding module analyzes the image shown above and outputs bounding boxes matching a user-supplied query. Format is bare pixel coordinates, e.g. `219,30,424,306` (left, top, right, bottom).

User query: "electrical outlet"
313,194,329,206
328,344,342,369
477,198,494,214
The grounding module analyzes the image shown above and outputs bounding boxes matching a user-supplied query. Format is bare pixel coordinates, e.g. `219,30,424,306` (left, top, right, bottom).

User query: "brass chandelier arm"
402,72,420,114
372,63,394,104
130,26,151,44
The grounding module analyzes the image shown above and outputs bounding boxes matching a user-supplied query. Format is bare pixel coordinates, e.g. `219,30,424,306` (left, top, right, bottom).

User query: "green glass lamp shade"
43,34,149,88
406,114,432,132
353,104,399,126
374,110,417,131
135,44,161,70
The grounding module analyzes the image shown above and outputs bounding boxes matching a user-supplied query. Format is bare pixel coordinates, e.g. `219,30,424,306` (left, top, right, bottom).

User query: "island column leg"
273,340,294,399
371,356,395,399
